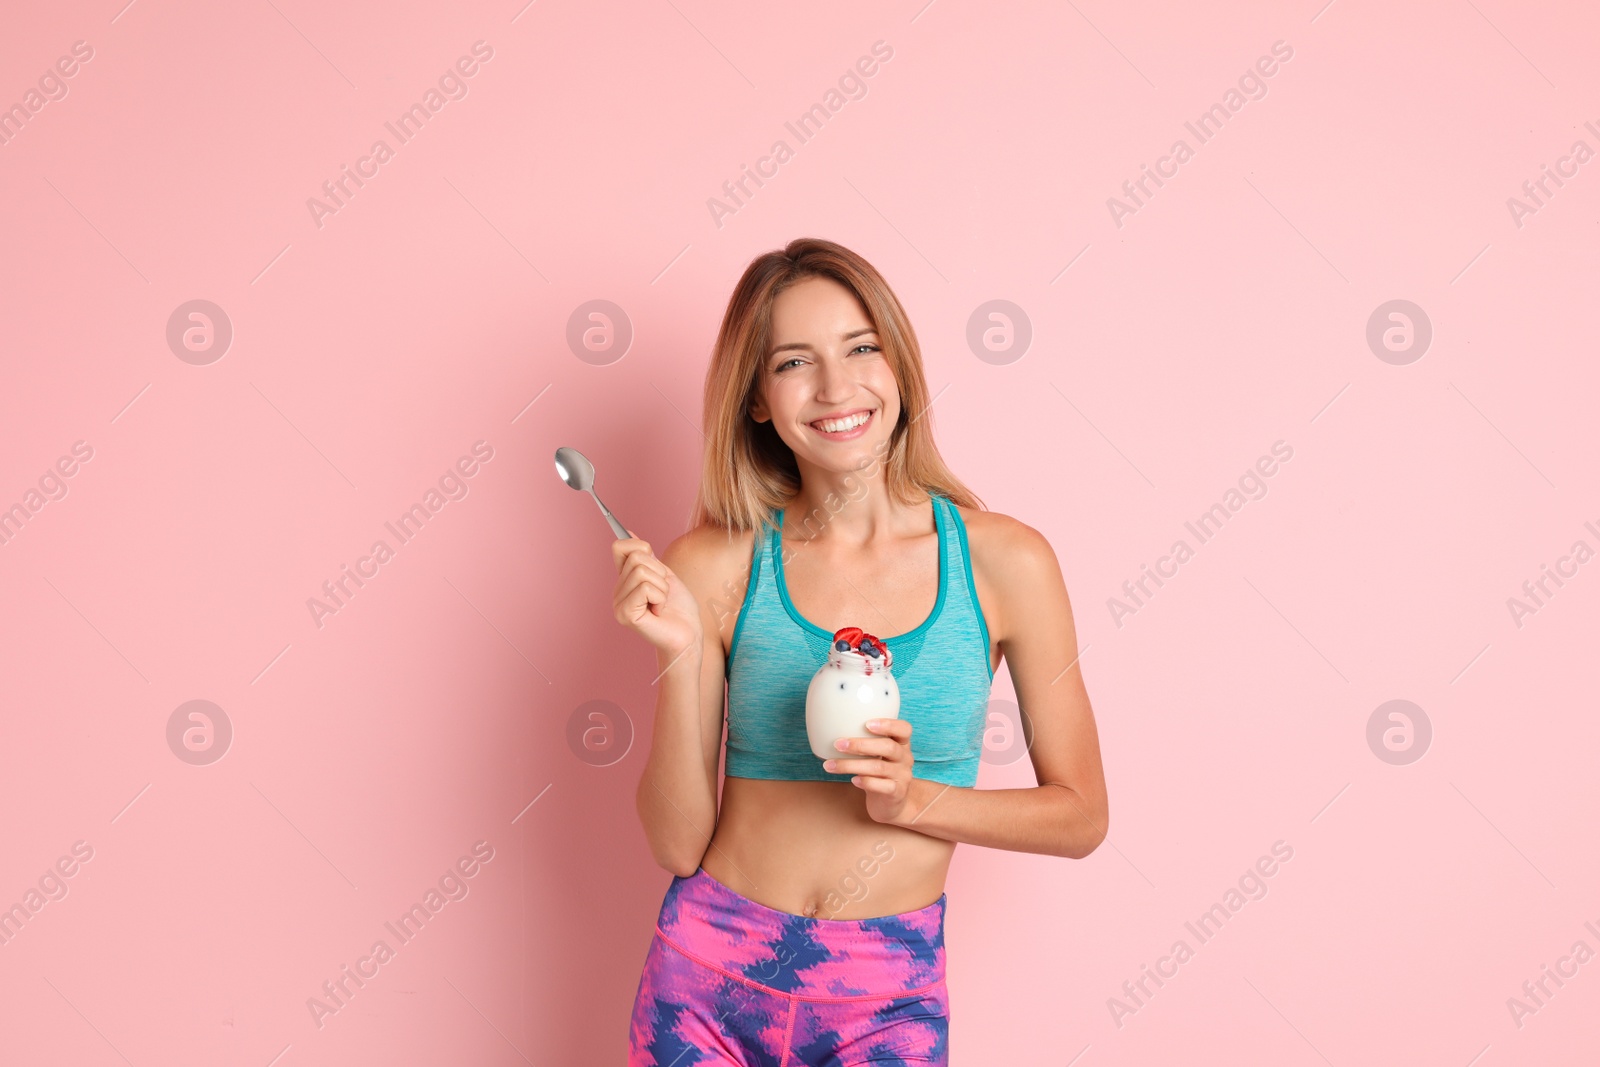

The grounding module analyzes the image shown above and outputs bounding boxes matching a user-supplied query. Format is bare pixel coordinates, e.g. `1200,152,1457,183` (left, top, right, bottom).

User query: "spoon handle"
590,490,631,540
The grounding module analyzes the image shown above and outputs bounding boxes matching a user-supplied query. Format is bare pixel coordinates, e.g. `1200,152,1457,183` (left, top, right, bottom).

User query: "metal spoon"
554,447,630,539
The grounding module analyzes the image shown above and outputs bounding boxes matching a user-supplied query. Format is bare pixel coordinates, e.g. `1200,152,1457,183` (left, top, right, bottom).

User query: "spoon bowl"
555,446,630,539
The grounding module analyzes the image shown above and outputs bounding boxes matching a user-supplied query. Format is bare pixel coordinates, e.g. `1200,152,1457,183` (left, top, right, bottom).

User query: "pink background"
3,0,1598,1063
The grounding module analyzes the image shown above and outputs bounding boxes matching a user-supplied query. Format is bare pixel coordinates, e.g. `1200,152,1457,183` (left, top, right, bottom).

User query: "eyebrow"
768,327,877,361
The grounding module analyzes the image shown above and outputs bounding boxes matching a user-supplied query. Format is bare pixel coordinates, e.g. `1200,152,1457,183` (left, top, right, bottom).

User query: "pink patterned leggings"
628,866,950,1066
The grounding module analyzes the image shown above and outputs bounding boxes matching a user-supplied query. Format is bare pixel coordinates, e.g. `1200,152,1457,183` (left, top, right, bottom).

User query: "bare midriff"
700,775,956,921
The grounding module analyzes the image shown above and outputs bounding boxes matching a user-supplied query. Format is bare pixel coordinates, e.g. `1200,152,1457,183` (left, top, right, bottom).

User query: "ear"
747,390,770,423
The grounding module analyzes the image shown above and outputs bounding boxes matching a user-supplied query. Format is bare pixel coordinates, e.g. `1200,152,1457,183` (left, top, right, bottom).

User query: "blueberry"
834,638,851,651
860,640,879,658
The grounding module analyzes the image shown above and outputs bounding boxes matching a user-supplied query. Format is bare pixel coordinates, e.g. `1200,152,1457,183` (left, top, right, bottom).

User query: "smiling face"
748,275,901,475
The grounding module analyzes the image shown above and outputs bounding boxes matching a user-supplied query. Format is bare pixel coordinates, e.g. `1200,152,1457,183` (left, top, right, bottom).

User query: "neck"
785,467,932,548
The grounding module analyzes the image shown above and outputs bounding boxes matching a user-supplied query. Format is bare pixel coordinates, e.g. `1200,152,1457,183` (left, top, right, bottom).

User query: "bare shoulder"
660,522,759,637
953,505,1060,576
661,521,755,570
951,505,1067,641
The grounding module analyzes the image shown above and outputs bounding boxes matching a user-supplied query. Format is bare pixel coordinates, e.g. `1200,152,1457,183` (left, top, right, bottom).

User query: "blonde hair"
690,237,985,535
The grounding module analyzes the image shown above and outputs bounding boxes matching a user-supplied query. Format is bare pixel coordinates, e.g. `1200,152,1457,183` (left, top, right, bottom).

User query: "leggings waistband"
654,867,946,999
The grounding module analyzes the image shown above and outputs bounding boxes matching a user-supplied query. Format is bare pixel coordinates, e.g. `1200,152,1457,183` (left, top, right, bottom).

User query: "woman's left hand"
824,719,915,824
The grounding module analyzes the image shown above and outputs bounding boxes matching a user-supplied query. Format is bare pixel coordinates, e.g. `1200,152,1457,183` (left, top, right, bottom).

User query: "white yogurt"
805,644,900,764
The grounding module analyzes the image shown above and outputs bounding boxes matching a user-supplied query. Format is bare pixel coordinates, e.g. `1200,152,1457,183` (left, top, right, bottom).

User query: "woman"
614,237,1108,1064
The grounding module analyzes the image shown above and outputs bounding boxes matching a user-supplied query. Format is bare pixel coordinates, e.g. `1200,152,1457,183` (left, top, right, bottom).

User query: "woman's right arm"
612,529,729,877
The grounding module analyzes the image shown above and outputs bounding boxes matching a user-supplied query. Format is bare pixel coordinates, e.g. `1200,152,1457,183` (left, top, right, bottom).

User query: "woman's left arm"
826,514,1109,859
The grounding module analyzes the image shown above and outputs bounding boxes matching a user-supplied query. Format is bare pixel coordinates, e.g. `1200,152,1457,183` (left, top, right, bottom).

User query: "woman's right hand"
611,531,703,663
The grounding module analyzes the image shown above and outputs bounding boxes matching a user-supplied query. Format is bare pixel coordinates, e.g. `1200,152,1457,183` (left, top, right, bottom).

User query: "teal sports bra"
724,491,995,788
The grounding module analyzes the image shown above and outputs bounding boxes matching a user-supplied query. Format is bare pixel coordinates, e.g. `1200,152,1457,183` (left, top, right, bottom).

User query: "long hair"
690,238,984,536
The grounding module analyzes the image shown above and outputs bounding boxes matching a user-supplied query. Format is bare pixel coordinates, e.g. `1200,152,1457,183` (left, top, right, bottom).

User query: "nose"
815,351,855,402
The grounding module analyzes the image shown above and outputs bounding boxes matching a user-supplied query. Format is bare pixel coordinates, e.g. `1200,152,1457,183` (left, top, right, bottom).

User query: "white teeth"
813,411,870,433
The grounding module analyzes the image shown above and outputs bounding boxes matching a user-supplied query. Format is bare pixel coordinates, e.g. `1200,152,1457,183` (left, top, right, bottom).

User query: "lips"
808,408,874,436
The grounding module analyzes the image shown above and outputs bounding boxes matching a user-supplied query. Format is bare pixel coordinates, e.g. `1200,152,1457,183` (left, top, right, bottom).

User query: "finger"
611,535,649,556
615,547,657,578
864,718,912,741
612,538,654,572
826,757,897,776
617,552,672,595
619,554,669,589
614,567,653,607
634,577,666,607
834,737,902,760
850,775,895,793
616,575,667,620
